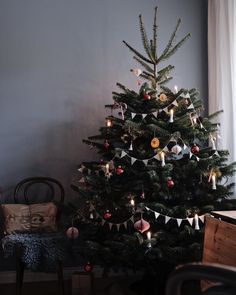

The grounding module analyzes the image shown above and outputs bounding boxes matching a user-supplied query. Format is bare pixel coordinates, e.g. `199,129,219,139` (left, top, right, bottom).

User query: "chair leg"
57,261,64,295
16,258,24,295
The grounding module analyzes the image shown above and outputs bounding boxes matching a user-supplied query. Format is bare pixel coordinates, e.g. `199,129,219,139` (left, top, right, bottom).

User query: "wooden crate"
203,215,236,266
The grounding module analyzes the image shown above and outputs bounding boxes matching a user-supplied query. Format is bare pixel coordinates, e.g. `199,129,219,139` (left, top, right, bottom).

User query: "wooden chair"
6,177,65,295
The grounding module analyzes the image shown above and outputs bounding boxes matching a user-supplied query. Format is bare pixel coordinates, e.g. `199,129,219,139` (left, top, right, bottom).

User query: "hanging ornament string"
145,206,206,230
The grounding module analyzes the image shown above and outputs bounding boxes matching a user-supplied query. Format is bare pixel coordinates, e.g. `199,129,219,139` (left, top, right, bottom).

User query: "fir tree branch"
158,77,173,85
133,56,154,73
123,40,154,64
164,33,191,60
139,14,155,62
157,65,175,77
152,6,158,60
157,18,182,64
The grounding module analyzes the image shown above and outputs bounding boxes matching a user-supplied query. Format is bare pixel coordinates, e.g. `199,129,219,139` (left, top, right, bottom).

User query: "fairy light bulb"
106,119,112,127
130,199,135,206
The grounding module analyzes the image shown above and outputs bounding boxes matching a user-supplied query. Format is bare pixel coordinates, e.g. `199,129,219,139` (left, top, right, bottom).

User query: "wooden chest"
203,212,236,267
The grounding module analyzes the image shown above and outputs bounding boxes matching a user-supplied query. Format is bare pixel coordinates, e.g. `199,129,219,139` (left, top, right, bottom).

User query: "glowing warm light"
174,85,178,93
130,199,135,206
106,119,112,127
169,109,174,123
147,231,151,240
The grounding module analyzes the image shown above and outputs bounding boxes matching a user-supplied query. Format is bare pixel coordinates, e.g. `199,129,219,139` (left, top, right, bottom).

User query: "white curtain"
208,0,236,169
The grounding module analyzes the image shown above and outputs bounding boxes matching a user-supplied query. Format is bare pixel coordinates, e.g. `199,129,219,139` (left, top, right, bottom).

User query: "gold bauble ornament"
151,137,160,148
159,93,167,102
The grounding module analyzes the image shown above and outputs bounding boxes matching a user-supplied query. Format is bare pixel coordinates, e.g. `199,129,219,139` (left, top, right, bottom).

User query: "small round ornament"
104,140,110,149
116,166,124,175
171,144,182,155
132,68,142,77
167,179,174,188
143,93,151,100
84,262,93,273
159,93,167,102
191,144,200,154
151,137,160,148
103,210,112,220
66,227,79,239
134,218,150,233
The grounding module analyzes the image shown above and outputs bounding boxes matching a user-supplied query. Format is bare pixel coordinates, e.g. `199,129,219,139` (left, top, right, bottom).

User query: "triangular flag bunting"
142,114,147,119
189,152,193,159
215,151,220,157
199,215,205,223
108,223,113,230
130,216,134,223
172,100,178,107
177,219,182,227
183,144,187,150
187,217,193,226
153,111,158,117
131,113,136,119
117,224,121,231
131,157,137,165
185,92,190,99
154,154,160,160
196,157,200,162
143,159,148,166
155,212,160,219
163,146,169,152
165,216,171,224
123,222,127,229
101,219,106,226
121,151,127,158
162,107,168,113
145,207,150,211
79,177,85,183
187,103,194,110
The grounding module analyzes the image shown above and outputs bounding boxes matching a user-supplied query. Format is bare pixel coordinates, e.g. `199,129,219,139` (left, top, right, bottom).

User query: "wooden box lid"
211,210,236,225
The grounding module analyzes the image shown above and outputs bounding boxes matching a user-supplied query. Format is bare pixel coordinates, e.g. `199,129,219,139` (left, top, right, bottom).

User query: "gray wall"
0,0,207,200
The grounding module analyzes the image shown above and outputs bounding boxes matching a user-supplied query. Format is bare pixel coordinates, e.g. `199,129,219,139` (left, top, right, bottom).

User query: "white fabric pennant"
172,100,178,107
163,146,169,152
189,152,193,159
108,223,113,230
153,111,158,117
154,154,160,160
79,177,85,183
165,216,171,224
143,159,149,166
187,103,194,110
176,219,182,227
131,157,137,165
199,215,205,223
142,114,147,119
145,207,150,211
121,151,127,158
123,222,127,229
117,224,121,231
101,219,106,226
183,144,187,150
131,113,136,119
130,216,134,223
196,157,200,162
162,107,168,113
155,212,160,219
185,92,190,99
215,151,220,157
187,217,194,226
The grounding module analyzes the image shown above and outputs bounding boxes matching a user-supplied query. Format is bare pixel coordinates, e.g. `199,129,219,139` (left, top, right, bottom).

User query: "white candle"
147,231,151,240
160,152,165,167
106,119,112,127
105,163,109,173
169,109,174,123
174,85,178,93
194,214,200,230
212,174,216,190
130,199,135,206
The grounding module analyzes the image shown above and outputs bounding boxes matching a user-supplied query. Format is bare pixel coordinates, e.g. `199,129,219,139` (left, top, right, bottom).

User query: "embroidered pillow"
1,202,57,234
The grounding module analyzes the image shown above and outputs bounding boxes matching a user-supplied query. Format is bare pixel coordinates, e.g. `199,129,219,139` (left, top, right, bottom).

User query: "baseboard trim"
0,267,137,284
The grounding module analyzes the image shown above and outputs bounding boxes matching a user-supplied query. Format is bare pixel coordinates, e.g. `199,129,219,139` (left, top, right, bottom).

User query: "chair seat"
2,232,65,272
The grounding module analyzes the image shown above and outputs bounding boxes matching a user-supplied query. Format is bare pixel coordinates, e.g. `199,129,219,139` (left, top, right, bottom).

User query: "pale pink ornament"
134,218,150,233
66,227,79,239
171,144,182,155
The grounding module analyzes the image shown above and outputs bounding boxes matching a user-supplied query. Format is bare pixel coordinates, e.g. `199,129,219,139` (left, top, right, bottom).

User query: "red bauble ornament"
103,211,112,220
167,179,174,188
84,262,93,273
191,144,200,154
104,140,110,149
116,166,124,175
66,227,79,239
143,93,151,100
134,218,150,233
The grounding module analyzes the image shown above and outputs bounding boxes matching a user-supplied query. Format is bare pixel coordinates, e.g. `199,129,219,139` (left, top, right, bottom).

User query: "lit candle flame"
174,85,178,93
169,109,174,123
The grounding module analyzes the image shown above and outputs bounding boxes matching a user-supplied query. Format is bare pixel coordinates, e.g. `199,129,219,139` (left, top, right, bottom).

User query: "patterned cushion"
1,202,57,234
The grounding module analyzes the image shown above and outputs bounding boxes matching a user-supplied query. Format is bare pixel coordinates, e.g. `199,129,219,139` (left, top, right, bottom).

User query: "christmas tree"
70,7,236,286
